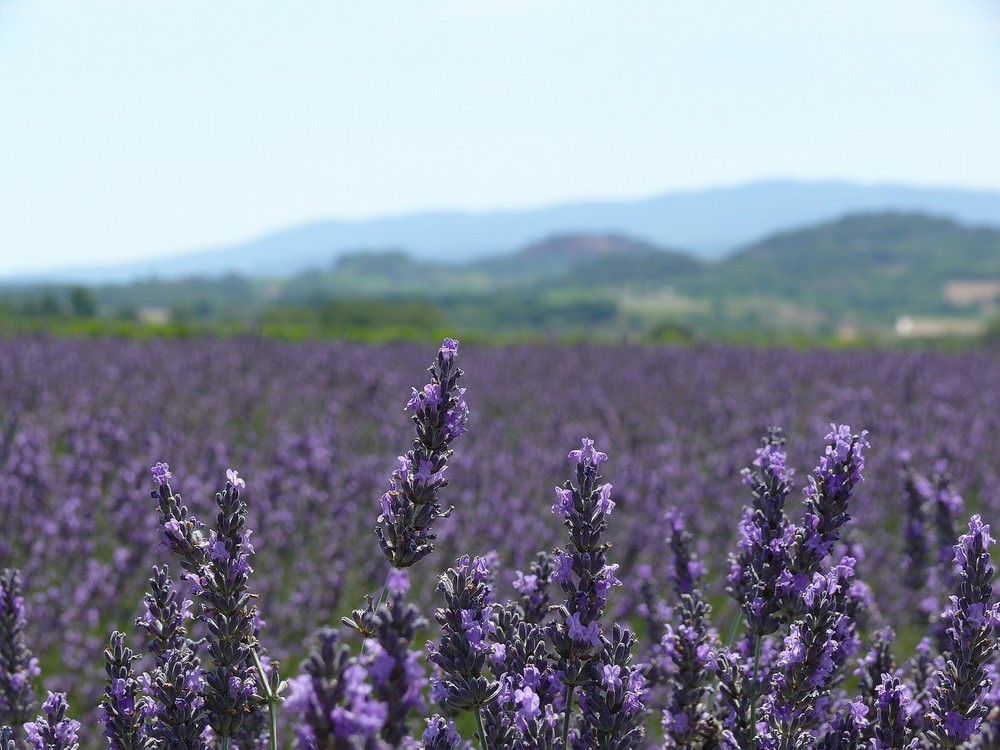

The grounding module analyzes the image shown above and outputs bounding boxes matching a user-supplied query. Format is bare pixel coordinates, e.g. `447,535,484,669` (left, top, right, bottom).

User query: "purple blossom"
420,715,464,750
0,568,38,729
513,686,541,732
427,555,500,713
927,514,999,748
150,462,171,487
727,428,794,637
374,338,469,572
566,612,601,650
24,693,80,750
600,664,622,690
439,338,459,361
225,468,245,490
568,437,607,467
150,468,264,742
100,632,150,750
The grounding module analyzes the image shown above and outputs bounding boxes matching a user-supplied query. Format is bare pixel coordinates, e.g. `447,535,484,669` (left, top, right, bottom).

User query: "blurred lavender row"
0,338,997,747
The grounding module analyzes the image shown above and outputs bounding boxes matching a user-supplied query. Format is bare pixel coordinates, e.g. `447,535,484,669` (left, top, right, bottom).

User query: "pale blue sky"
1,0,999,276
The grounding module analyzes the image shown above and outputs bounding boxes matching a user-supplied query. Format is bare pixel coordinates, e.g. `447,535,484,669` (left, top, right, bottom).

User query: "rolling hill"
7,180,1000,284
4,211,1000,339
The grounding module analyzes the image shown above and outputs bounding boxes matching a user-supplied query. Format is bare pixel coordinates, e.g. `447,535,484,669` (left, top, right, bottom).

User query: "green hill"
3,212,999,341
701,212,1000,328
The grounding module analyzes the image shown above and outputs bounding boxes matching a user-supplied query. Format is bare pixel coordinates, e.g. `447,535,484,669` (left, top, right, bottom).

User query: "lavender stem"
250,647,279,750
749,635,763,750
561,685,575,749
474,707,488,750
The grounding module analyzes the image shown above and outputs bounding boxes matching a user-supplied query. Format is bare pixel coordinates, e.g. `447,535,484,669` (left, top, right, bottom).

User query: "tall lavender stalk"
0,568,38,734
927,515,999,748
132,564,209,750
346,339,469,640
100,632,152,750
727,428,794,639
660,512,718,749
762,559,861,749
151,464,268,747
547,438,645,749
785,425,869,593
369,590,428,747
899,456,931,602
870,675,915,750
426,555,499,749
373,338,468,572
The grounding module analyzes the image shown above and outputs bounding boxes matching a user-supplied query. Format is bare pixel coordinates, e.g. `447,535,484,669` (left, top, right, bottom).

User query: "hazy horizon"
2,1,999,276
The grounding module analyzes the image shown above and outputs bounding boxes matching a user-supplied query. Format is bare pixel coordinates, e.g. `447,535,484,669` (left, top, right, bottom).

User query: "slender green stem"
561,684,575,748
749,635,763,750
222,735,230,750
251,646,279,750
723,607,742,647
474,707,489,750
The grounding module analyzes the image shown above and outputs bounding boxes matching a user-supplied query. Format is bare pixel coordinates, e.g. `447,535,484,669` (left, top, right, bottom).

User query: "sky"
1,0,999,276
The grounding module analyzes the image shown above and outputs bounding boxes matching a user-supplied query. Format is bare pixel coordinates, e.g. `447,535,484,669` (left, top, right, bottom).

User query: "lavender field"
0,337,998,750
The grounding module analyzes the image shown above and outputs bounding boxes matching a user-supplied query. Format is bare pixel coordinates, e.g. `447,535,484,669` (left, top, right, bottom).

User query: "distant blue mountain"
9,179,1000,283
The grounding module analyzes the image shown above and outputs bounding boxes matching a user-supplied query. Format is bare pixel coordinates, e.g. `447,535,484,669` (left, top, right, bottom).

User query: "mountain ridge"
7,179,1000,284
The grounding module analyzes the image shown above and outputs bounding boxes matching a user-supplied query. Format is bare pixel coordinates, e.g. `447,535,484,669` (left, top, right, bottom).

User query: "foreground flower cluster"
0,338,998,749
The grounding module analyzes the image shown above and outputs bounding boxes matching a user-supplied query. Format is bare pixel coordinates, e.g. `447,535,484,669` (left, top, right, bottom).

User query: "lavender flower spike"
375,338,469,570
150,466,266,743
100,632,151,750
794,425,869,576
660,512,717,750
927,515,1000,748
871,675,915,750
0,568,39,731
427,555,500,714
24,693,80,750
727,428,794,638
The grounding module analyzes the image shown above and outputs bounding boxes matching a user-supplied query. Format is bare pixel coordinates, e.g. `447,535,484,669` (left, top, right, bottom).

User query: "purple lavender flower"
548,438,621,662
375,339,469,570
900,636,935,740
24,693,80,750
787,425,869,586
660,513,718,750
487,600,561,749
925,467,966,648
131,565,208,750
817,698,868,750
0,568,39,731
427,555,500,715
762,558,861,750
285,628,388,750
148,645,209,750
713,647,757,750
727,428,794,637
100,632,152,750
512,551,556,625
899,456,931,601
369,591,428,746
870,675,915,750
135,565,192,668
855,627,897,720
546,439,645,748
150,467,265,743
150,462,172,487
574,624,647,750
418,715,466,750
927,515,999,748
